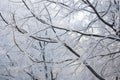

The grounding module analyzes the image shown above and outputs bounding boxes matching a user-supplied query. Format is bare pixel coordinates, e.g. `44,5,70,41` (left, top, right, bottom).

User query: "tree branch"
83,0,116,32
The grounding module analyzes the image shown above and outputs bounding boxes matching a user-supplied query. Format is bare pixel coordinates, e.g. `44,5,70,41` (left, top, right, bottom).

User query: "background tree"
0,0,120,80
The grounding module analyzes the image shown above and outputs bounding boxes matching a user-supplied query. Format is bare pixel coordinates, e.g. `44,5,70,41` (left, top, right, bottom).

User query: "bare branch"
64,43,80,57
64,42,105,80
82,0,116,32
29,36,57,43
0,13,8,24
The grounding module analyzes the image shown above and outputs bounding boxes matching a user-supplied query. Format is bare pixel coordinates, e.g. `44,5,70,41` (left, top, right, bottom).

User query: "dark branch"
64,43,80,57
52,25,120,42
63,43,105,80
85,64,105,80
83,0,116,32
30,36,57,43
0,13,8,24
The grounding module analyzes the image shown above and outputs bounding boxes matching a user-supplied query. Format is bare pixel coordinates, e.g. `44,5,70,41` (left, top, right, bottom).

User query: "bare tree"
0,0,120,80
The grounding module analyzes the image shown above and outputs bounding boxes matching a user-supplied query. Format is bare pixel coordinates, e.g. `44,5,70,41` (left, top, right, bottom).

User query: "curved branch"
83,0,116,32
